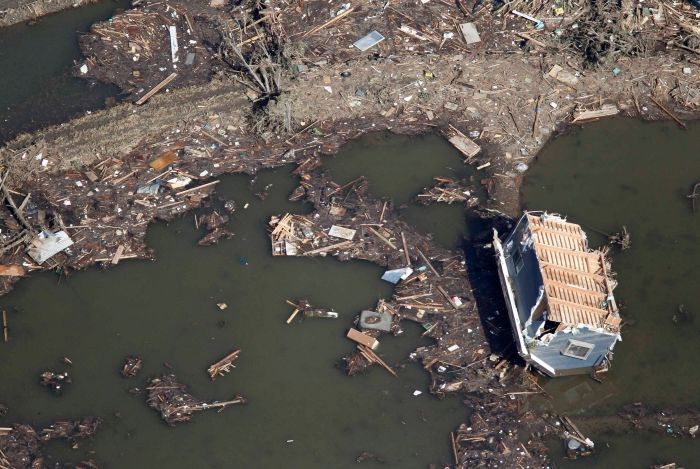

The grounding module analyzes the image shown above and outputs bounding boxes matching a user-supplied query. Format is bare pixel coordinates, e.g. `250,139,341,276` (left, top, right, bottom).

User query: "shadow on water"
522,117,700,468
0,134,493,467
0,0,129,143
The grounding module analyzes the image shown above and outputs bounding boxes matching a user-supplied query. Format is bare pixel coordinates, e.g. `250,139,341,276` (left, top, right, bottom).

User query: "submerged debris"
0,417,100,469
121,356,143,378
416,177,478,206
39,371,71,395
39,417,101,442
687,182,700,213
285,299,337,322
608,225,631,250
146,374,246,426
197,210,234,246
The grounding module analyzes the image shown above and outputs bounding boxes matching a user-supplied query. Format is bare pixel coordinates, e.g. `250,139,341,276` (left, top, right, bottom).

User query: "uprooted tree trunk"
219,18,293,136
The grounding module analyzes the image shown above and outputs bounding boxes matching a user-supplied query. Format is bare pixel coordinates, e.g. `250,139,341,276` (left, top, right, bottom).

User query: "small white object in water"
244,203,249,209
79,64,88,74
413,390,422,396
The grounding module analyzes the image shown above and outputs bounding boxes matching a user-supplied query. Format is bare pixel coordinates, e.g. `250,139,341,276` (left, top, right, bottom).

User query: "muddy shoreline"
0,0,99,27
2,0,700,465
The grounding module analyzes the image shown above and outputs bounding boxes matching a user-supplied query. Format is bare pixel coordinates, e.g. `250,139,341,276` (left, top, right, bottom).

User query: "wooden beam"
367,226,397,250
416,248,440,277
135,73,178,105
2,310,7,342
649,95,686,129
401,231,411,266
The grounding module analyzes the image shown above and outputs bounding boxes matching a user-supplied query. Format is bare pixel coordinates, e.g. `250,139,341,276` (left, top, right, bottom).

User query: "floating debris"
146,374,246,426
121,356,143,378
207,349,241,381
39,371,71,395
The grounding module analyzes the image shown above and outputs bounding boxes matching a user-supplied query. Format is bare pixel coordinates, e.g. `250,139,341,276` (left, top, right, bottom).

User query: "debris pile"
146,374,246,426
197,210,233,245
0,417,100,469
121,356,143,378
453,392,551,467
38,417,101,443
416,177,479,206
269,172,488,381
78,2,222,97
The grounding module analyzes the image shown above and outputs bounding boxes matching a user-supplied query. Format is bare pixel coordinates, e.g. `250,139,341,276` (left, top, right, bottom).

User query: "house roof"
526,213,620,331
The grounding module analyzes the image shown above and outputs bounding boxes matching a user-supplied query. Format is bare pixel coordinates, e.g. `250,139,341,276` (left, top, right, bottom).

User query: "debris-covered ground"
1,0,700,465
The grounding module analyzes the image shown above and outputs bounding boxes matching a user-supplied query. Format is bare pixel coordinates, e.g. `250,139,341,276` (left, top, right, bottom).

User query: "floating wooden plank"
0,265,25,276
357,344,397,376
149,151,179,171
448,134,480,159
207,349,241,380
572,104,619,123
135,72,178,105
347,328,378,349
2,310,8,342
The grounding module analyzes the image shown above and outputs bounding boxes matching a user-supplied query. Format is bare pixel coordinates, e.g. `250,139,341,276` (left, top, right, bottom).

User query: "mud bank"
0,0,98,27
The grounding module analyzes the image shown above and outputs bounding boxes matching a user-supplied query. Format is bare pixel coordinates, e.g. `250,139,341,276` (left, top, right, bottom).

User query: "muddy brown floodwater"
523,118,700,468
0,135,479,467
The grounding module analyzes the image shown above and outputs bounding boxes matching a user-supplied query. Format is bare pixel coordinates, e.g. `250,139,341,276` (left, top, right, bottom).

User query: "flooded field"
524,118,700,467
0,0,127,142
0,135,476,467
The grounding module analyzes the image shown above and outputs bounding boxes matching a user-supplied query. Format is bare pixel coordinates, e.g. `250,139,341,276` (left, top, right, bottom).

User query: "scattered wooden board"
347,328,379,349
448,134,481,159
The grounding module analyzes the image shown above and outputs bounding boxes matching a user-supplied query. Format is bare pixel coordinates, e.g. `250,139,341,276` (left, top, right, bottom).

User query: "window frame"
511,245,525,274
561,339,595,360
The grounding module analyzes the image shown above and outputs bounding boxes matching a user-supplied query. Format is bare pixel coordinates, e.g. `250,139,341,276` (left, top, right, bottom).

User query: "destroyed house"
493,212,622,377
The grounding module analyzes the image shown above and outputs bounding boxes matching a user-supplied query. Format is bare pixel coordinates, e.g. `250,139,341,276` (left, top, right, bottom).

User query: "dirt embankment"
0,0,98,27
